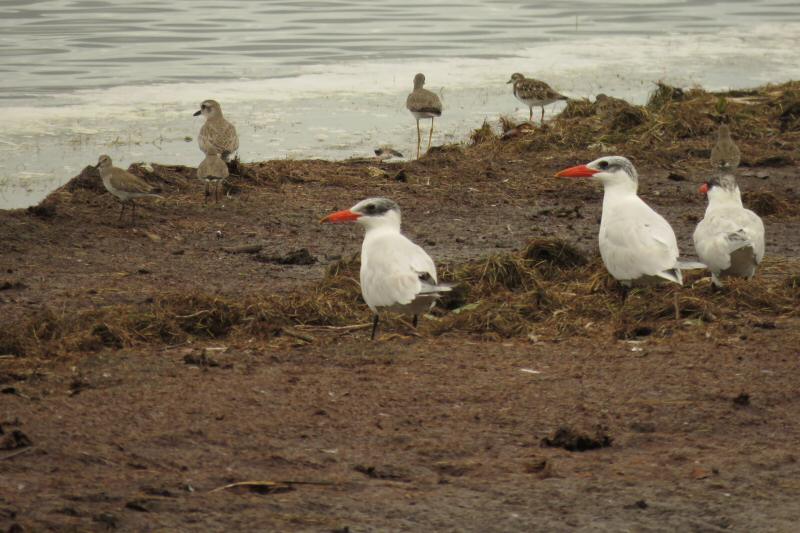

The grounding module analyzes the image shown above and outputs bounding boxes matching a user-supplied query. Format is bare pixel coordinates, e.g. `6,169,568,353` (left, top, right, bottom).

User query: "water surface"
1,0,799,208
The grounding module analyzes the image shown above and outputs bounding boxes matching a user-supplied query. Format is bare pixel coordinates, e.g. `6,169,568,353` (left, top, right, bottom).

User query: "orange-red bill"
320,209,360,224
554,164,598,178
699,183,709,195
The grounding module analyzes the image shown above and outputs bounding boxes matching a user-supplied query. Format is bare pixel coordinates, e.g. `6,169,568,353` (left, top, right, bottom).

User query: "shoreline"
2,81,800,531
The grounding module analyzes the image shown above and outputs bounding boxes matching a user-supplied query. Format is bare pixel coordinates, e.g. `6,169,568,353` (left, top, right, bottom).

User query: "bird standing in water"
406,73,443,159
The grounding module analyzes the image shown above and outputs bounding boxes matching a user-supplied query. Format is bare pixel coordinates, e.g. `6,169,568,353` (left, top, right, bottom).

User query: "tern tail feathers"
676,260,707,271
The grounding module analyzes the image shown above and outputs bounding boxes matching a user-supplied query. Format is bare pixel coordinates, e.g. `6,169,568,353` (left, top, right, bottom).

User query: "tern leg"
529,106,533,121
673,291,680,321
412,315,418,328
416,119,421,159
540,106,545,124
371,315,380,341
427,119,434,152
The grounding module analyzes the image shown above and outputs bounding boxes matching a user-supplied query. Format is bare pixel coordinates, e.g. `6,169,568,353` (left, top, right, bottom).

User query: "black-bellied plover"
507,73,568,123
197,151,229,204
405,74,443,159
194,100,239,162
95,155,160,224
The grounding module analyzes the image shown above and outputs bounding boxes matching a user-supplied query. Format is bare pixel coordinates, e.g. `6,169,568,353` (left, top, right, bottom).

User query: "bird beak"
506,79,513,84
193,110,202,116
699,183,709,195
320,209,360,224
555,164,598,178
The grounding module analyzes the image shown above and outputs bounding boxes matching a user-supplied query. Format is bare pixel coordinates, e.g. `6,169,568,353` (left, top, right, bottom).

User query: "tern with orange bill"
321,197,451,340
555,156,703,289
694,174,764,287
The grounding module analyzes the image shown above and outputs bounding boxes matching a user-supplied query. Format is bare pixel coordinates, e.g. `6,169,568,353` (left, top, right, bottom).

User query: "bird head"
555,156,638,188
95,154,112,171
321,197,401,230
699,174,740,201
194,99,222,119
413,73,426,89
507,73,525,84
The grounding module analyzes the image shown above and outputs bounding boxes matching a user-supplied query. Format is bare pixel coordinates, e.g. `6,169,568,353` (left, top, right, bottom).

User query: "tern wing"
360,233,440,311
600,197,680,282
693,207,765,272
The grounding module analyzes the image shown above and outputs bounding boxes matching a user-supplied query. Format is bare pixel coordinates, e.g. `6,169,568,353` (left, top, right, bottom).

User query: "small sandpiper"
507,73,568,123
374,146,404,161
95,155,160,224
710,124,740,171
405,73,443,159
194,99,239,162
197,151,229,203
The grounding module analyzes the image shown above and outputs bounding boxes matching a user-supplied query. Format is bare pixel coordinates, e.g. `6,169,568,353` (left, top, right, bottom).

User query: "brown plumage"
507,72,568,122
194,100,239,161
197,152,229,203
710,124,741,171
406,73,443,159
95,154,160,224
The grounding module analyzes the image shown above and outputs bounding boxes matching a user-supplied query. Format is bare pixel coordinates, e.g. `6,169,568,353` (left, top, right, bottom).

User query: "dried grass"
2,241,797,355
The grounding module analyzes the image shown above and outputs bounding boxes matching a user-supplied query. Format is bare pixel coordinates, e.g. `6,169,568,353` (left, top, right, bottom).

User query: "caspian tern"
556,156,698,288
321,197,451,339
694,174,765,287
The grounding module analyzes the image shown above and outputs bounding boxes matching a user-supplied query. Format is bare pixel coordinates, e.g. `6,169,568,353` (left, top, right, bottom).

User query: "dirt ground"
2,84,800,531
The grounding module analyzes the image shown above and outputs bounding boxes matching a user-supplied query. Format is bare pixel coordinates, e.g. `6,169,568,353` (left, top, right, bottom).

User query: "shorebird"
95,155,160,224
507,73,568,123
406,73,443,159
197,151,229,203
194,100,239,162
710,124,740,171
374,146,404,161
320,197,451,340
694,174,764,287
556,156,702,288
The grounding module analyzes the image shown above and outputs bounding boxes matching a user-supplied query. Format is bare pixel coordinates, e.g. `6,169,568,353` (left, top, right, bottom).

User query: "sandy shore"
1,82,799,531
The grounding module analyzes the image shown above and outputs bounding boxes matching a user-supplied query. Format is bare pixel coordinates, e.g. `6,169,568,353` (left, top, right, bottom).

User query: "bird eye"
598,161,609,169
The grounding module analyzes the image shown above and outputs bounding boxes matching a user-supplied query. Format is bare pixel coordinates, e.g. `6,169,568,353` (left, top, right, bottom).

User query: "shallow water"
1,0,800,208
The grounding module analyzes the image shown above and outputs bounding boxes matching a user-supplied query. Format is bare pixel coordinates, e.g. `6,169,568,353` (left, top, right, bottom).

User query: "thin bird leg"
416,119,421,159
412,315,418,328
529,106,533,121
427,119,434,152
371,315,380,341
118,201,126,221
131,201,137,225
620,284,629,303
216,181,221,203
204,181,210,204
673,291,680,321
540,106,545,124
